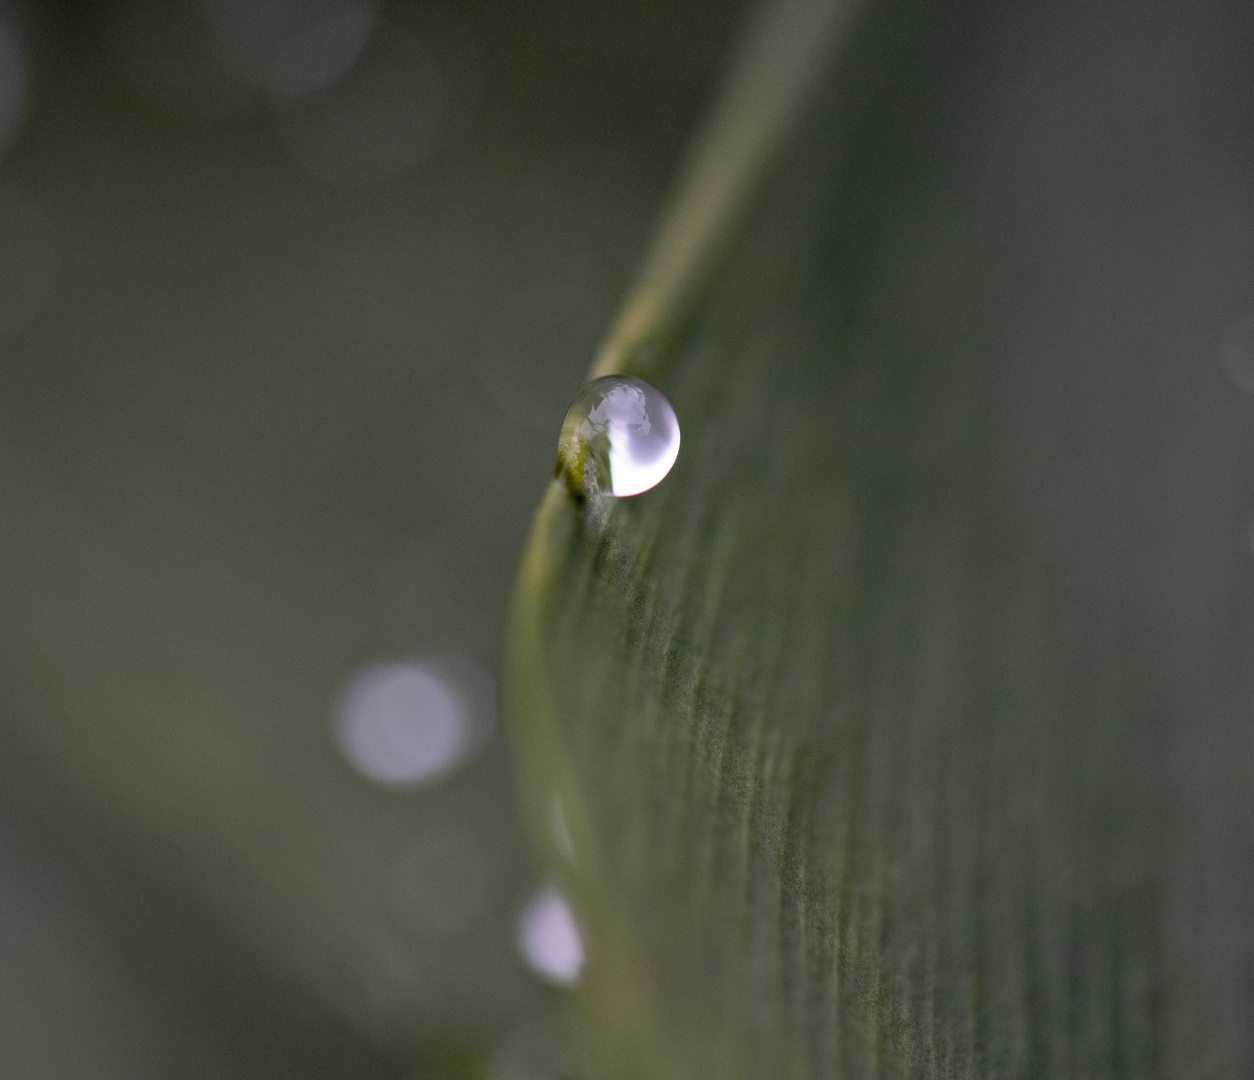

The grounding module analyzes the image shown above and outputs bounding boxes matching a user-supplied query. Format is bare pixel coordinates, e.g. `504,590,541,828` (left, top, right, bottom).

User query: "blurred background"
0,1,738,1075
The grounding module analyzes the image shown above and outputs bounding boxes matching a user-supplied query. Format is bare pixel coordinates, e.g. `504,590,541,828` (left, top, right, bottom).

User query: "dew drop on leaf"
557,375,680,498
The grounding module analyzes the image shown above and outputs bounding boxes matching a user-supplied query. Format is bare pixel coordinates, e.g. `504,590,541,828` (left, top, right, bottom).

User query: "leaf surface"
509,2,1254,1077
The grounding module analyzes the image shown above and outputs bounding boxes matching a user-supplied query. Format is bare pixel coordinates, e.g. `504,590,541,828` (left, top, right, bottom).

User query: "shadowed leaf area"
513,2,1254,1077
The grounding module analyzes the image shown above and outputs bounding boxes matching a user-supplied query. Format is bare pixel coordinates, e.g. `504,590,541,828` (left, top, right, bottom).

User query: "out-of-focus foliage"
510,1,1254,1077
0,0,739,1076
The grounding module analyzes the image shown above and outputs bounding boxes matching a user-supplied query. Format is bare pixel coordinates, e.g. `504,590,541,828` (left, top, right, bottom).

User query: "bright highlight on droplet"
517,888,584,986
557,375,680,497
334,657,492,787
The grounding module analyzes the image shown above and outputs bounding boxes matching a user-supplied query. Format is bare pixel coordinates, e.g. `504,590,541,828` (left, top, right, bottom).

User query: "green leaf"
509,2,1254,1077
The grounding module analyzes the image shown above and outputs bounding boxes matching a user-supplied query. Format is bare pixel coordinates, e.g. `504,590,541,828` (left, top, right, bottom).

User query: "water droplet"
557,375,680,498
333,656,493,787
516,887,583,986
1222,310,1254,393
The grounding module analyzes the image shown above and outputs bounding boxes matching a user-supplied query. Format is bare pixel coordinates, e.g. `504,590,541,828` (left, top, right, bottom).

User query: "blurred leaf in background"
0,0,740,1075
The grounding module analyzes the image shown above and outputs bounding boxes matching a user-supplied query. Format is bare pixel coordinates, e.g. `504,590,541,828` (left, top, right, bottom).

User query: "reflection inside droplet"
334,657,492,787
557,375,680,497
517,888,583,986
1222,310,1254,394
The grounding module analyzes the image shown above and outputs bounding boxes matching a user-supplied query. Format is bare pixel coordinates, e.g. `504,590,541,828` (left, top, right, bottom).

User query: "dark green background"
0,2,736,1076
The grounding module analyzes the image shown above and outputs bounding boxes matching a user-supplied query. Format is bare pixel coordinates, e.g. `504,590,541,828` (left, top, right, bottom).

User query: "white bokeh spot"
334,658,491,787
517,888,584,986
